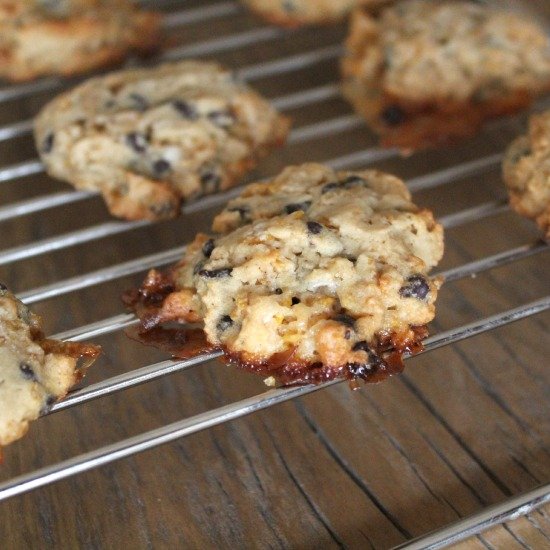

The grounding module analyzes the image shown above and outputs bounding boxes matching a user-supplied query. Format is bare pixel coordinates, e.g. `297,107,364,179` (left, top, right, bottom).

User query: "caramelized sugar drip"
40,338,102,377
40,339,101,360
223,325,428,387
126,323,427,388
125,326,218,360
122,269,176,330
122,269,174,309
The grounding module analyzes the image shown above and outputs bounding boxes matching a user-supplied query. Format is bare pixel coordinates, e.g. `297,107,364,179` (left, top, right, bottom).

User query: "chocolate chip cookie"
0,284,100,451
126,164,444,386
503,111,550,238
34,60,291,220
0,0,160,82
341,0,550,150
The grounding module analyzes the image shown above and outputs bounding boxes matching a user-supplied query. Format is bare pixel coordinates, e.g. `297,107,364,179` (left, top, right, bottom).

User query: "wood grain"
0,1,549,548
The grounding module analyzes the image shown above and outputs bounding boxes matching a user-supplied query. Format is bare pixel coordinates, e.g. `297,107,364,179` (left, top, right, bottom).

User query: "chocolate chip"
275,288,283,295
216,315,233,332
202,239,215,258
333,314,355,328
370,352,382,367
291,297,300,305
130,93,149,111
282,0,296,11
509,145,532,164
153,159,171,176
399,275,430,300
284,201,311,214
348,342,382,379
193,261,205,275
228,205,249,220
115,182,129,196
40,395,56,416
381,105,406,126
198,267,233,278
0,282,7,291
200,170,221,193
472,83,502,103
42,133,54,154
352,340,370,352
342,175,367,188
207,109,235,128
19,363,36,380
347,362,372,378
306,221,323,234
321,182,340,194
173,100,198,120
36,0,68,17
125,132,148,153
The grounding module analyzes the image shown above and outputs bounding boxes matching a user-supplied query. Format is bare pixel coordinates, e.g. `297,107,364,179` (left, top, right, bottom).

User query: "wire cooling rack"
0,1,549,547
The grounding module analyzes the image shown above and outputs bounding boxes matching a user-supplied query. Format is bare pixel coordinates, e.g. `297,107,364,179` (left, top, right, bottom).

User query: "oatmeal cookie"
0,284,100,450
241,0,363,26
341,0,550,150
126,164,444,386
0,0,160,82
34,60,291,220
503,111,550,238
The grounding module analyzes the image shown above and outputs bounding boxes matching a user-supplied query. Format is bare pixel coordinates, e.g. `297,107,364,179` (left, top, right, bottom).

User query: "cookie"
126,164,444,386
34,61,291,221
503,111,550,238
341,0,550,150
241,0,364,26
0,284,100,450
0,0,160,82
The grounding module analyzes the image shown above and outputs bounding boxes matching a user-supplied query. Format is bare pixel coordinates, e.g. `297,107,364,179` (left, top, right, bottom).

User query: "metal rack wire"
0,1,549,547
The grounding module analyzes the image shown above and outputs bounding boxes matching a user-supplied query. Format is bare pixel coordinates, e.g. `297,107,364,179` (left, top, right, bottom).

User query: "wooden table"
1,1,549,547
